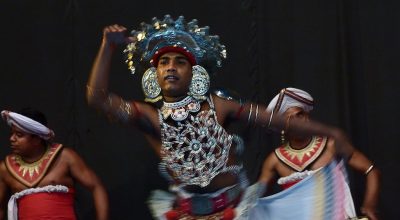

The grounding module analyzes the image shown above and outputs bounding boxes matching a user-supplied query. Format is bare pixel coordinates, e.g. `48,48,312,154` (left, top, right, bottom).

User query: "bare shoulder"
263,151,279,168
134,100,158,116
58,147,82,163
259,152,279,183
326,136,354,158
130,100,161,134
211,93,241,114
0,160,7,175
211,93,240,105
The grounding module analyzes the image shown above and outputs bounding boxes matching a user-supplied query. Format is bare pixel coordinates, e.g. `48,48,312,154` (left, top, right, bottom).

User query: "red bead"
222,208,235,220
165,210,179,220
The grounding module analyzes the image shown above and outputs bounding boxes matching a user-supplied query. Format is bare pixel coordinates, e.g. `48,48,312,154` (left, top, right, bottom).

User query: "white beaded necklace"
161,96,201,121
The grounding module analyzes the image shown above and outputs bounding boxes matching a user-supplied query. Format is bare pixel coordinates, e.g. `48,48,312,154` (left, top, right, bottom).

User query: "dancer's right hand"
102,24,135,47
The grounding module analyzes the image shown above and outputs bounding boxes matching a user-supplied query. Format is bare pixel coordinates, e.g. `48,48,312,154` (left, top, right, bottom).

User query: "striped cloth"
247,160,356,220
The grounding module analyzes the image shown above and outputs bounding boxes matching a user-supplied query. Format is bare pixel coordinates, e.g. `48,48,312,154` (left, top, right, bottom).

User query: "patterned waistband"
177,184,243,216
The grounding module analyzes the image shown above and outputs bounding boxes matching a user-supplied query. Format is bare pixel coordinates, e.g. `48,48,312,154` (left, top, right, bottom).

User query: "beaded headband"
124,15,227,75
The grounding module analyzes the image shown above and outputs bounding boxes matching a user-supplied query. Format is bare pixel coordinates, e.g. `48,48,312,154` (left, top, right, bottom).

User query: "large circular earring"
142,67,162,103
189,65,210,100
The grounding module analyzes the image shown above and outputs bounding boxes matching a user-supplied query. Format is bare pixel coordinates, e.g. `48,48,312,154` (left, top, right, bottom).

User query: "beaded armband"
86,85,107,98
87,85,138,123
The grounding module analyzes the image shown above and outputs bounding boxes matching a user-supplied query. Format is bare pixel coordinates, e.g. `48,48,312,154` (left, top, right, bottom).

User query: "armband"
364,164,374,175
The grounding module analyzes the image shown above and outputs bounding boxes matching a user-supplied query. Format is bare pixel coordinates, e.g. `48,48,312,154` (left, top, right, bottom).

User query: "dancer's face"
9,125,41,156
156,52,192,100
284,106,310,138
284,107,309,122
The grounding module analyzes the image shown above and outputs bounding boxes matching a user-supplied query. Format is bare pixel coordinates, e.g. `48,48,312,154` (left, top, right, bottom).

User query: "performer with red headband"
0,108,109,220
86,15,356,219
256,88,380,220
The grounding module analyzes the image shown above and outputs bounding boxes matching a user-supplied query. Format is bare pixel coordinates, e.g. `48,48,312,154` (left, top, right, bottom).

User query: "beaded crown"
124,15,227,75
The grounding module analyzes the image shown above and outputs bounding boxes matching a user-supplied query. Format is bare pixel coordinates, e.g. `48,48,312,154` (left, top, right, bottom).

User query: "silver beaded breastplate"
158,95,242,188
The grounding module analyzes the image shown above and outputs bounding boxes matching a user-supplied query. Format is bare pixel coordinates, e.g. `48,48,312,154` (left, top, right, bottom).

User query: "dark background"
1,0,399,219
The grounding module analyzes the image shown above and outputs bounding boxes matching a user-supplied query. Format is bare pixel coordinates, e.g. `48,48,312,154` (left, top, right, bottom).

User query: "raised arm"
86,25,157,127
87,25,128,113
64,148,109,220
86,25,136,122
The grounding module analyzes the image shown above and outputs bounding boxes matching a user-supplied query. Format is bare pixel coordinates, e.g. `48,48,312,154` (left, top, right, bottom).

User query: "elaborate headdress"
123,15,227,102
124,15,227,74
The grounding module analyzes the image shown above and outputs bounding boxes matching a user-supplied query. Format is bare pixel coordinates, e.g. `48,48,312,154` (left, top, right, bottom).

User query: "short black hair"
17,107,48,126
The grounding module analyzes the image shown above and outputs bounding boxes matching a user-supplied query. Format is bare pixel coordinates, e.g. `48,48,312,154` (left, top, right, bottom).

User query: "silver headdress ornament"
123,15,227,75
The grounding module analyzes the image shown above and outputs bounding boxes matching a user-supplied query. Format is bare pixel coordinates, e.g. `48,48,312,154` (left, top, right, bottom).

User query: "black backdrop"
1,0,399,219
